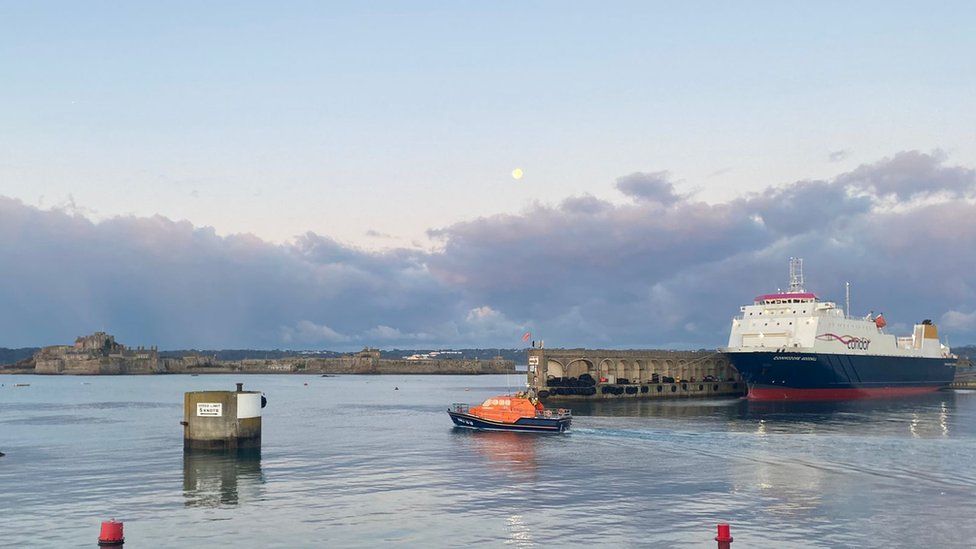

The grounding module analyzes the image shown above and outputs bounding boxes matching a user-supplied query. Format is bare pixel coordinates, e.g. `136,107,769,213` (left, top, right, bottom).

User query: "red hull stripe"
748,386,942,400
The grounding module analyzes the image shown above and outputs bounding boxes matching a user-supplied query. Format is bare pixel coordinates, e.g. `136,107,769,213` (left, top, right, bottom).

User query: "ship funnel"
788,257,805,292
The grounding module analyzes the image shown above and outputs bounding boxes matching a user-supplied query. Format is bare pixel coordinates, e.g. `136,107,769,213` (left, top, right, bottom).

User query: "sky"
1,2,975,349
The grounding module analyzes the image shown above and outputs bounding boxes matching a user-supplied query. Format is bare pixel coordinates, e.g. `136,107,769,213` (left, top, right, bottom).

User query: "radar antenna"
788,257,805,292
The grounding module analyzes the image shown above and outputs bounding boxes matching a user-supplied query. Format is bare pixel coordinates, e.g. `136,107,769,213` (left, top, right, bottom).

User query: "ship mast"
845,282,851,319
788,257,805,292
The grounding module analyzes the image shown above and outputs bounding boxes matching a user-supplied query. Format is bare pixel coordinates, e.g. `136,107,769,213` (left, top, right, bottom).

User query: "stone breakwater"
527,347,746,399
0,333,514,375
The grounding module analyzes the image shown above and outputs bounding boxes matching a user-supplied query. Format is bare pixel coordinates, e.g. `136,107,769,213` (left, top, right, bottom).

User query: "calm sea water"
1,374,975,548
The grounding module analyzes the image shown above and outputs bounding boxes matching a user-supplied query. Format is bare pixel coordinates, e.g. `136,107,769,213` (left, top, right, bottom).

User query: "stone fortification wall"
34,353,162,375
172,355,514,375
12,337,514,375
166,348,513,375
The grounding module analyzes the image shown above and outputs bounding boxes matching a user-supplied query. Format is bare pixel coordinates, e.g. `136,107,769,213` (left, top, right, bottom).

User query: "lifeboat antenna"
788,257,804,292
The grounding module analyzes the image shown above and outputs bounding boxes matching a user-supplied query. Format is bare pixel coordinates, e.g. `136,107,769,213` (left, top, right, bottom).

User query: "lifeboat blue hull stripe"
726,351,955,393
448,411,570,432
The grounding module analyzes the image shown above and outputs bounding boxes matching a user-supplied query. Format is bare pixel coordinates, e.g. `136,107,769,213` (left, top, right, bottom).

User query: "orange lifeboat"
448,393,571,432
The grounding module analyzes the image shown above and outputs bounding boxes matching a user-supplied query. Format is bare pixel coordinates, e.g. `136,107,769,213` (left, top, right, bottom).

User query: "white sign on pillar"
196,403,223,417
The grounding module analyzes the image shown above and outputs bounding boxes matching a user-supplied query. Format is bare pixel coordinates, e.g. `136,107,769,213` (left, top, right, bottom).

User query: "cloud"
615,171,680,205
836,150,975,202
941,310,976,332
0,198,465,349
281,321,351,344
828,149,850,162
3,150,976,350
426,150,976,347
364,325,432,342
365,229,394,239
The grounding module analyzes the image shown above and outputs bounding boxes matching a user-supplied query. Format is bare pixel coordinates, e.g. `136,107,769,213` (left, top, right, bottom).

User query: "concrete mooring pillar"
183,383,263,452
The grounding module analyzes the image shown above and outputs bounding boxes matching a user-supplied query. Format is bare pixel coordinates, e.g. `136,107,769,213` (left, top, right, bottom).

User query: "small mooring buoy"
394,386,399,391
97,519,124,547
715,523,733,548
183,383,263,452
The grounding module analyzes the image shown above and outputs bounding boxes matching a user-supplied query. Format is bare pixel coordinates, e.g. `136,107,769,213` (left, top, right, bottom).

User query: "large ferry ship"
724,258,956,399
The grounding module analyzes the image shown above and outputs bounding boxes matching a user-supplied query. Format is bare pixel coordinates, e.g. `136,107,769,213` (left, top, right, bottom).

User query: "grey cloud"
836,150,976,201
282,321,351,344
0,198,463,349
3,150,976,350
365,229,394,239
828,149,850,162
615,171,680,205
427,150,976,347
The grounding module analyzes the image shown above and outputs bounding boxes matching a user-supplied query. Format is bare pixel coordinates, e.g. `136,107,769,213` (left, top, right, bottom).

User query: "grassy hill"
0,348,40,366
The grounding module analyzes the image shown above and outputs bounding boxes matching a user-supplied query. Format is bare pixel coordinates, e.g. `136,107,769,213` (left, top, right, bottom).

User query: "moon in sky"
511,168,524,180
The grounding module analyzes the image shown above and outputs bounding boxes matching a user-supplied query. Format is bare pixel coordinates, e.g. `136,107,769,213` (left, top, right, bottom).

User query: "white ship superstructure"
727,292,950,359
723,258,956,399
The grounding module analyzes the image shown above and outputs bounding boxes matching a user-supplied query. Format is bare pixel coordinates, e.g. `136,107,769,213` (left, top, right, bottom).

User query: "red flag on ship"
875,314,887,329
521,331,531,342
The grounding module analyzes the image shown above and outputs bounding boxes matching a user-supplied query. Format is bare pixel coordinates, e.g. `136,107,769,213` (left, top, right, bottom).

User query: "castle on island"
34,332,162,374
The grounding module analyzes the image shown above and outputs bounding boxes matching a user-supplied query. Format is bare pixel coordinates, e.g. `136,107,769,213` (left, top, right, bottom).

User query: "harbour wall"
166,353,514,375
527,347,746,399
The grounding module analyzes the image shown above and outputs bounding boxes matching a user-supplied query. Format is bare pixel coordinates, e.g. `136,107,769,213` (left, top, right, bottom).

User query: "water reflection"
450,429,539,480
571,397,743,420
741,392,958,437
571,392,960,438
182,451,265,507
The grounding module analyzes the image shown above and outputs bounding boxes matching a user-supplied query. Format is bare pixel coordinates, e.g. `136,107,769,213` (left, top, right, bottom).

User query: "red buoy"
98,520,124,546
715,523,733,547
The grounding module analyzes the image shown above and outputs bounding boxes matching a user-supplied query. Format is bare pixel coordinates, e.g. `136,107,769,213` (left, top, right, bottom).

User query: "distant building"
73,332,123,353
